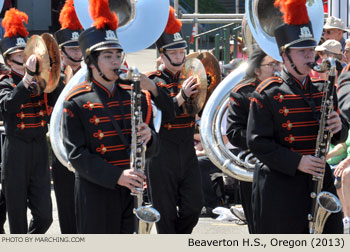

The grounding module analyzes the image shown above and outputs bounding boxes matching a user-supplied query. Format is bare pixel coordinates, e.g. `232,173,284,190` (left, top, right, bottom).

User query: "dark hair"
85,51,100,82
245,47,267,78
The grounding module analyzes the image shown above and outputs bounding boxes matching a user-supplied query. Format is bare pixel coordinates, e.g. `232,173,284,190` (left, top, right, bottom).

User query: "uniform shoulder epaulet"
146,70,162,78
65,81,91,101
118,83,132,90
255,76,282,94
310,77,327,83
231,80,256,93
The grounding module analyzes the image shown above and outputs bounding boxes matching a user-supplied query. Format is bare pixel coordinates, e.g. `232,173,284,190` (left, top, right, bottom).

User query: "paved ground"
2,184,248,234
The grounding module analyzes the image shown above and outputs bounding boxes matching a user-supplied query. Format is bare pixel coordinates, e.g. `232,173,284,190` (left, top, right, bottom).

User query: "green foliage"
181,0,226,13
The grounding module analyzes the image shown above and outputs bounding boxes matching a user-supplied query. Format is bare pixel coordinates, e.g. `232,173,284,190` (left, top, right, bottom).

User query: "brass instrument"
308,58,342,234
24,33,61,94
63,65,74,85
74,0,170,53
124,67,160,234
199,0,324,183
180,52,221,116
179,58,207,116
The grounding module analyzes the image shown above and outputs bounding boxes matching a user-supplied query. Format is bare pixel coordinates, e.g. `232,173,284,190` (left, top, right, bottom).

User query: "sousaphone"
199,0,324,182
24,33,61,94
74,0,169,53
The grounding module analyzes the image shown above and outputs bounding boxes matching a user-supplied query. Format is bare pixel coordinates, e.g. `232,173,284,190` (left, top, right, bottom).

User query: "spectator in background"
343,39,350,65
323,16,350,51
313,39,344,79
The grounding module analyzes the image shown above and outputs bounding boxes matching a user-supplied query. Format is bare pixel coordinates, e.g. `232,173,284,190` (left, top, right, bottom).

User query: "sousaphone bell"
24,33,61,94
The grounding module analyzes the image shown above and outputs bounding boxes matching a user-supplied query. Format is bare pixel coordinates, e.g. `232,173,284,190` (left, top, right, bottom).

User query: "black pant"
198,156,223,209
240,181,254,233
75,176,134,234
52,153,77,234
148,138,203,234
1,136,52,234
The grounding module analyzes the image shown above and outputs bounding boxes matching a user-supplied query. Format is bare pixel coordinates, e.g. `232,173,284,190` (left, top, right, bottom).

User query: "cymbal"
179,58,207,116
186,51,200,60
41,33,61,93
197,52,222,101
24,33,61,94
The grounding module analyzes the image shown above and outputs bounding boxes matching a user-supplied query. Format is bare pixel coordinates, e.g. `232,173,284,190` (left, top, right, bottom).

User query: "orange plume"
59,0,83,30
164,6,182,34
89,0,118,30
1,8,29,38
274,0,309,25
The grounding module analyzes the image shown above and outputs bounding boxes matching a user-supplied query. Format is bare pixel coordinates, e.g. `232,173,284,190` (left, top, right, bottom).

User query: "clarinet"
119,67,160,234
307,58,342,234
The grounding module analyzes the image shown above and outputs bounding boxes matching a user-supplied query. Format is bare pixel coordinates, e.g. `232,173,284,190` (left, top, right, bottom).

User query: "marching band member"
333,66,350,234
62,0,159,233
226,47,282,233
246,0,347,233
147,7,203,234
51,0,83,234
0,63,10,234
0,8,53,233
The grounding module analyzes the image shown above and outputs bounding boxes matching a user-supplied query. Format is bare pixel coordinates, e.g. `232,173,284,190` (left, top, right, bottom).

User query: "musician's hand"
182,76,199,98
140,73,158,97
326,111,342,134
23,55,37,88
297,155,325,176
117,169,146,193
137,122,152,145
25,54,37,74
334,157,350,177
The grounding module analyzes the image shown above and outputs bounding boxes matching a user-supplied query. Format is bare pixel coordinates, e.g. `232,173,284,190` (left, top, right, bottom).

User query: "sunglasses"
260,62,282,68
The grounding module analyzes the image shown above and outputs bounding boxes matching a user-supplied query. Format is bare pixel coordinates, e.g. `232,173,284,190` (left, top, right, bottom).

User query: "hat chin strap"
90,56,112,82
285,51,303,76
9,59,24,67
62,47,83,63
164,50,186,67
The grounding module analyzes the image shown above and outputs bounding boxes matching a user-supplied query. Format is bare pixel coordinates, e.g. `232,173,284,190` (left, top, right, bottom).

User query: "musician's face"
92,49,123,82
61,46,82,69
161,48,186,72
6,51,25,73
255,56,282,81
283,48,315,77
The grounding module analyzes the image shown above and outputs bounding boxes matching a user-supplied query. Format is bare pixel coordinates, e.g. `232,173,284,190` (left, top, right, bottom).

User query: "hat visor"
61,41,80,48
163,41,188,50
315,45,326,51
288,39,317,49
5,47,25,56
90,42,123,53
323,25,350,32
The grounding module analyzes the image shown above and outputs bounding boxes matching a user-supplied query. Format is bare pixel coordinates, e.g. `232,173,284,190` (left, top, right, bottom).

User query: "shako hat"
0,8,28,57
78,0,122,60
54,0,83,48
273,0,317,54
156,6,187,52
